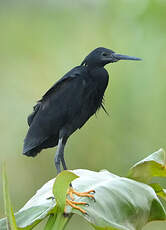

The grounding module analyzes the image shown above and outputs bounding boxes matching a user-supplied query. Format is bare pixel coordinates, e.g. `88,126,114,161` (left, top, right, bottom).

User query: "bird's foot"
65,187,95,214
66,199,88,214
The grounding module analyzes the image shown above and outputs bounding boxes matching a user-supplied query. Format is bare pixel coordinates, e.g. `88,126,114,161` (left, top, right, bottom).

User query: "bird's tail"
23,147,42,157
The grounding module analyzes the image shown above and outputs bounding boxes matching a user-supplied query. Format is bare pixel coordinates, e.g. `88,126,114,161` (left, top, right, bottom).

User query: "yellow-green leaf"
2,163,19,230
128,149,166,183
53,170,78,212
150,183,166,201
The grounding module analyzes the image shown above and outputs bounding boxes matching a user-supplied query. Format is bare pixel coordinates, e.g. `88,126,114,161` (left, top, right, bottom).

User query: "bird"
23,47,141,213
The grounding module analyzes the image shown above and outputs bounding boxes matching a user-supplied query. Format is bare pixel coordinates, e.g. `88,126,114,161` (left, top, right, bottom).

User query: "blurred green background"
0,0,166,229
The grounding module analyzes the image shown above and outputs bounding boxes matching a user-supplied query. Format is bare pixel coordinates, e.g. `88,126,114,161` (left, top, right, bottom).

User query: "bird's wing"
23,66,89,153
27,67,81,127
40,67,81,101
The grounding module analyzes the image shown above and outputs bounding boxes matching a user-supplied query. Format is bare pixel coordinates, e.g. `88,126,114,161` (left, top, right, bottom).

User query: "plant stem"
44,210,72,230
52,211,71,230
44,214,57,230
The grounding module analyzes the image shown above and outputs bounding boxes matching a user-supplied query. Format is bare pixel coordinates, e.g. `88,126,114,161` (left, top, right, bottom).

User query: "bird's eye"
102,52,107,57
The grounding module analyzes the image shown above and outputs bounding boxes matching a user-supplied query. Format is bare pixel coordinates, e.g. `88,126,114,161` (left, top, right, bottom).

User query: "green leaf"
0,170,77,230
0,178,57,230
44,214,57,230
128,148,166,183
150,183,166,201
2,163,19,230
53,170,78,212
68,169,166,230
0,169,166,230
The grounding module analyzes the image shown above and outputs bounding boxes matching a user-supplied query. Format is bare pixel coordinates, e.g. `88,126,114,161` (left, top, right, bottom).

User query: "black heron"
23,47,141,212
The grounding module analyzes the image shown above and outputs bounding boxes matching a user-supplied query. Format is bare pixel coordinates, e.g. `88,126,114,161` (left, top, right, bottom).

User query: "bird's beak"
112,53,142,61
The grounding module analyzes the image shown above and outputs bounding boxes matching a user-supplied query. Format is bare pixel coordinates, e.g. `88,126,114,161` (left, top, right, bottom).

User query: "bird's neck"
87,66,109,90
87,66,108,78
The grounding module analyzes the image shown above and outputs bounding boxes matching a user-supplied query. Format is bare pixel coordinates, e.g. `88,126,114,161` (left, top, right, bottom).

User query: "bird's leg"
60,139,68,171
55,129,69,173
61,154,67,170
54,132,95,214
54,136,66,174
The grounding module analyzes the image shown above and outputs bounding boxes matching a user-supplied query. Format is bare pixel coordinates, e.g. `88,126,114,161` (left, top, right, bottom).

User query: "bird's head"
81,47,141,68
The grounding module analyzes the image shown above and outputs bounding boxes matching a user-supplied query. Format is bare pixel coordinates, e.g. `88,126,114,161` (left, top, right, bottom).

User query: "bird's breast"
89,67,109,95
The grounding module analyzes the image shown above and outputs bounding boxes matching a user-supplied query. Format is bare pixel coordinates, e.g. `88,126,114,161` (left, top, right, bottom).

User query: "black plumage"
23,47,141,174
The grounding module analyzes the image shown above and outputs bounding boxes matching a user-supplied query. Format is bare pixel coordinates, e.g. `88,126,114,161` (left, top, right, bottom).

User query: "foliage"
2,163,18,230
1,149,166,230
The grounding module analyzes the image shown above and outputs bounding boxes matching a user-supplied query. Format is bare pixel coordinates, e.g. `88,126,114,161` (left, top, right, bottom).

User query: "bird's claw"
67,188,95,199
65,187,96,214
66,199,88,214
